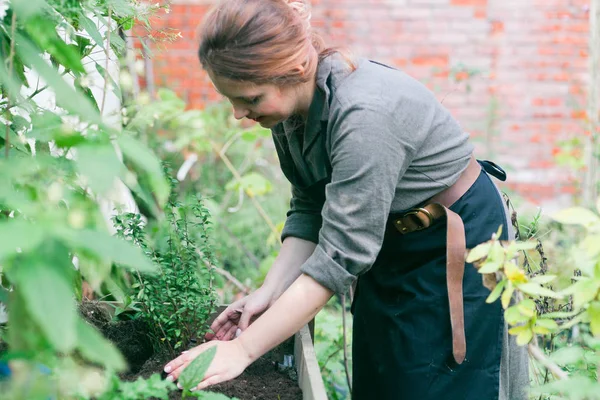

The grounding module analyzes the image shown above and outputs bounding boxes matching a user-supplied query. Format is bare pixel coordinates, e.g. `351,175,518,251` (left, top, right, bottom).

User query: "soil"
80,302,303,400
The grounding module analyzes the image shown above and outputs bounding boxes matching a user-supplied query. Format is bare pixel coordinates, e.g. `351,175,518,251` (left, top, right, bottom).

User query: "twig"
341,292,352,392
100,7,112,116
528,343,568,380
5,10,17,159
212,266,250,295
210,141,281,242
319,347,342,372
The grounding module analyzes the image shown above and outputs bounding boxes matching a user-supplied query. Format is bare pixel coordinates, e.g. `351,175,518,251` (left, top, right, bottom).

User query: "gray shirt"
272,55,473,295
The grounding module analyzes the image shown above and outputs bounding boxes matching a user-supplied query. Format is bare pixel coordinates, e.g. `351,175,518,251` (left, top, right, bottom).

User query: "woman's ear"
292,64,306,77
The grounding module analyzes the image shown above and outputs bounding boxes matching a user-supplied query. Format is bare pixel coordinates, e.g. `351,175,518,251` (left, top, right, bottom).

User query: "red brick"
411,55,449,67
451,0,487,5
142,0,591,205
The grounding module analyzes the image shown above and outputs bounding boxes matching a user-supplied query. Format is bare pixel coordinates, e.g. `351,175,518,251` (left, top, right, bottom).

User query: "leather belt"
392,156,481,365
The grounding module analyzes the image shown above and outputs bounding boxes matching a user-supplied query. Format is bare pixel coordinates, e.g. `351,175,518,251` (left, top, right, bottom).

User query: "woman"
163,0,529,398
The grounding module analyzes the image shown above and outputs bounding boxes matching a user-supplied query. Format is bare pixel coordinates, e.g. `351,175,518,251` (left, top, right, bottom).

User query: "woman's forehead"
209,73,263,97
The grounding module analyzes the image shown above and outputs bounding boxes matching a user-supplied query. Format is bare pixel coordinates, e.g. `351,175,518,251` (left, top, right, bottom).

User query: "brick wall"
140,0,594,210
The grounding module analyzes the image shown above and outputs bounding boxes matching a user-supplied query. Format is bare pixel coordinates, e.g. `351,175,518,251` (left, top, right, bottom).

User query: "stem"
100,7,112,116
5,10,17,159
528,343,568,380
212,266,250,295
341,293,352,392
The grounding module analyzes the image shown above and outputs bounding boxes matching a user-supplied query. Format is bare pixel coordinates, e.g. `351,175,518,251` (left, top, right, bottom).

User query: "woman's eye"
247,96,262,105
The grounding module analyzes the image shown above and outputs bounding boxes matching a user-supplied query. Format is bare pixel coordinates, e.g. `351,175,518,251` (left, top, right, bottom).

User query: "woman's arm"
206,236,317,340
164,273,333,390
238,273,332,362
262,236,317,299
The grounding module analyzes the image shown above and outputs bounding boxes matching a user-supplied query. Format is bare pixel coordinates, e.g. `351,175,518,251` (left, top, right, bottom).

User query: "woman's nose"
233,106,249,120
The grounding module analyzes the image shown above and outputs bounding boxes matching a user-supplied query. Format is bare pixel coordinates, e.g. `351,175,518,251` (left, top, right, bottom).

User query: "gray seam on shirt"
411,167,452,188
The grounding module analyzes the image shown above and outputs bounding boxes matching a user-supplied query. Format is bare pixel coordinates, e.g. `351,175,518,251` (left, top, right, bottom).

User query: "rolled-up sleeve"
281,184,324,244
299,99,418,295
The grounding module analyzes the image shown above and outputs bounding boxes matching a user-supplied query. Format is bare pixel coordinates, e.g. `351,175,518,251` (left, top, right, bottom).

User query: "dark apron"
352,169,507,400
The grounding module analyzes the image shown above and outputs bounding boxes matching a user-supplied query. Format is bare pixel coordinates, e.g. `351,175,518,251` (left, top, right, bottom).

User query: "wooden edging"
294,325,328,400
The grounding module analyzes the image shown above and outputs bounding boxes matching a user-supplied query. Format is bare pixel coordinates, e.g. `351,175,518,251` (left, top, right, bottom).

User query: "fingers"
209,306,241,336
193,374,223,391
214,320,235,340
164,350,192,377
224,324,239,341
238,307,255,331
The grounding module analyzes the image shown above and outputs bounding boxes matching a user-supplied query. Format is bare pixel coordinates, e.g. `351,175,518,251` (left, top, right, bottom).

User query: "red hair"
198,0,353,85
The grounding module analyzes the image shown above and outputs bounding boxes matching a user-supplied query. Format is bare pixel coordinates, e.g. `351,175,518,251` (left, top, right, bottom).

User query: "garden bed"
81,302,327,400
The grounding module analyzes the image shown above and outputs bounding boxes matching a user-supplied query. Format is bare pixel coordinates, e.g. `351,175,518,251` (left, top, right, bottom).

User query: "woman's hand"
163,339,252,391
205,285,276,341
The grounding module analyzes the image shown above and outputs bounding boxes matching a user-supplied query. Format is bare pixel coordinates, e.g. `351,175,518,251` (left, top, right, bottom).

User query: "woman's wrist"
233,336,256,364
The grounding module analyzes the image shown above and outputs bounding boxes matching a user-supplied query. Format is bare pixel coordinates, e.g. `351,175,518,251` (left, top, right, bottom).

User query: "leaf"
518,283,562,299
486,279,506,303
466,242,491,263
570,279,600,309
535,318,558,330
505,306,529,325
552,207,600,227
56,228,157,273
179,346,217,391
14,33,103,126
10,0,48,18
25,16,85,74
76,318,126,370
508,325,529,335
550,346,586,365
225,172,273,197
9,253,77,352
530,275,558,285
581,234,600,258
588,301,600,337
117,134,170,208
95,62,122,101
501,281,514,309
0,219,45,261
532,326,551,335
516,329,533,346
517,299,537,317
80,16,105,47
478,260,502,274
75,143,123,195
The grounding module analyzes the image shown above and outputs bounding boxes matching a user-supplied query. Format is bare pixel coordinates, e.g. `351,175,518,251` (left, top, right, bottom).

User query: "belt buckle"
394,207,435,234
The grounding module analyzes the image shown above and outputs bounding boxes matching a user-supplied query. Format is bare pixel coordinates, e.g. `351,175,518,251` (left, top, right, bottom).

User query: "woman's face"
208,72,301,129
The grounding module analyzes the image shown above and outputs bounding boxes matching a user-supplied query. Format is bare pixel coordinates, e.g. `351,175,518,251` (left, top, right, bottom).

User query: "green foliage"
94,373,175,400
467,199,600,397
113,192,218,354
314,298,352,400
0,0,174,398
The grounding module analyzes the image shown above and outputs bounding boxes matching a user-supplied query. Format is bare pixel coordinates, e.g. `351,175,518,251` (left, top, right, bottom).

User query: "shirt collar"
301,55,335,155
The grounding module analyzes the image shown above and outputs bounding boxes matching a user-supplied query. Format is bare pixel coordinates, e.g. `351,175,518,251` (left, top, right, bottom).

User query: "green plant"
467,199,600,398
113,191,218,356
314,297,352,400
0,1,199,399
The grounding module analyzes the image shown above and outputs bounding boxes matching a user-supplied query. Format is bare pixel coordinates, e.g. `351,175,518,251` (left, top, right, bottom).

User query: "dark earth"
80,301,303,400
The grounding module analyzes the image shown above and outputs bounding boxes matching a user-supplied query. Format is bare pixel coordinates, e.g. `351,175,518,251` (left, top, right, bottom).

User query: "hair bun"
282,0,312,30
